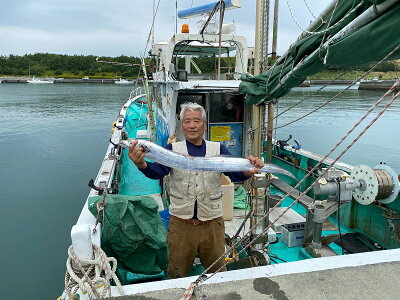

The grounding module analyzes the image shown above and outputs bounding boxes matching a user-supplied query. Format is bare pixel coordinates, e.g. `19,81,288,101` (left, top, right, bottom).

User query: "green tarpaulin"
234,185,249,209
240,0,400,105
88,194,168,275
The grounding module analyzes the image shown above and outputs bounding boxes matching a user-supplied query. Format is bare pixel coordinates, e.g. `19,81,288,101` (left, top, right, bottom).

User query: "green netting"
240,1,400,105
118,100,162,196
88,194,167,275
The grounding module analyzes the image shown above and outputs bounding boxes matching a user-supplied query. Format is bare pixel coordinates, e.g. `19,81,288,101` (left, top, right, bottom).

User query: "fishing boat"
26,76,54,84
60,1,400,299
115,78,134,84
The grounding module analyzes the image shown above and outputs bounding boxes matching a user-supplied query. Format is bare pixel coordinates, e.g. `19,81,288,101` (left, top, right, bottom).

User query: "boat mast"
250,0,271,256
251,0,270,158
265,0,279,163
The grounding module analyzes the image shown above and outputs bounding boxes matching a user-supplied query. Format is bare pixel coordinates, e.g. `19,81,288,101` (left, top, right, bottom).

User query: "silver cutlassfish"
119,139,296,179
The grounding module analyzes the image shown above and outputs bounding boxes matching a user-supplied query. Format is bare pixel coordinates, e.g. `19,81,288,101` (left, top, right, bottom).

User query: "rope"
261,0,270,72
303,0,322,21
255,42,400,132
273,71,346,119
181,80,400,299
318,0,341,63
143,0,162,57
284,0,363,36
65,244,125,299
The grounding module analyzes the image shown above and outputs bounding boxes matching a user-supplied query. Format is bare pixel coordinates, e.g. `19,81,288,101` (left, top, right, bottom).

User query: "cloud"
0,25,145,56
0,0,329,56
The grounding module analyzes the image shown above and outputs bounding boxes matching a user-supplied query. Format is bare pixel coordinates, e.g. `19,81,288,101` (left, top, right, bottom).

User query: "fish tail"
260,164,296,179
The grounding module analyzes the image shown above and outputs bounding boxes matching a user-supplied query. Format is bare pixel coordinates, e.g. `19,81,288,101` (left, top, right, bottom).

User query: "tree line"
0,53,234,78
0,53,398,78
0,53,143,78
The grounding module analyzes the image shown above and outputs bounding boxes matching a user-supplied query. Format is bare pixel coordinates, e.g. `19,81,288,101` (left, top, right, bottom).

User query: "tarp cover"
240,0,400,105
88,194,168,275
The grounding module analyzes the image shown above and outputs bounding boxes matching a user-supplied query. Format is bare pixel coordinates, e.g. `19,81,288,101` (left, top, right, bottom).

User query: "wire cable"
273,71,346,120
253,42,400,132
181,81,400,298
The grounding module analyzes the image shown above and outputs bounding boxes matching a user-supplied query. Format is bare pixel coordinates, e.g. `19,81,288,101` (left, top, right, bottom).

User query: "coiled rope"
65,244,124,299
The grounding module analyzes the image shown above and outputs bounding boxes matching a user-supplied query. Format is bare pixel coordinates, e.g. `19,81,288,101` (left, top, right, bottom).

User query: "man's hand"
128,140,147,169
243,155,264,177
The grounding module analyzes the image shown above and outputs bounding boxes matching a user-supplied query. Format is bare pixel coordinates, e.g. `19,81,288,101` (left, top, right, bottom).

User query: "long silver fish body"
119,139,296,179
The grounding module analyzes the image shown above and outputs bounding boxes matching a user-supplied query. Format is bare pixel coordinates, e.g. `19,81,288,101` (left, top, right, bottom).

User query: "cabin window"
209,93,244,123
176,93,206,118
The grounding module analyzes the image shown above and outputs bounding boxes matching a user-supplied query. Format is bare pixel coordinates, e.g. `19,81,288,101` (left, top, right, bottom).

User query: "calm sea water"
0,83,399,299
276,85,400,173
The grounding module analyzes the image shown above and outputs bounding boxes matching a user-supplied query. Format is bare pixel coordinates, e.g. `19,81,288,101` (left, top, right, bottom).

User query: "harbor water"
0,83,399,299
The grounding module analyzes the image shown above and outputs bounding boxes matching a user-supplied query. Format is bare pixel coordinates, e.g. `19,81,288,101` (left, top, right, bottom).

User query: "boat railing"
129,87,144,100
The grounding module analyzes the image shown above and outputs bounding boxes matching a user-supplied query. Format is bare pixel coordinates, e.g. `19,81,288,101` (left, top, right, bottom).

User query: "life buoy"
111,121,116,133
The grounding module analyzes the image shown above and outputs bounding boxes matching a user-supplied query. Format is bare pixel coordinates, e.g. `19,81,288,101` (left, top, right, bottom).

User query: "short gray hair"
179,102,207,122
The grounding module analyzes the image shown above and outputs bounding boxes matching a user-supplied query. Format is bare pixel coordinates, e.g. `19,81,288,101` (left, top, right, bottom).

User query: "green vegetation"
1,53,398,80
0,53,143,79
0,53,234,78
309,61,400,80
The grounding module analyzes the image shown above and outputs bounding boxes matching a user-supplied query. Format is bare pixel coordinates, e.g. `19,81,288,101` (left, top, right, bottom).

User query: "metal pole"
266,0,279,163
217,0,224,80
254,0,262,75
266,102,274,162
152,0,155,46
271,0,279,62
175,0,178,34
251,1,264,158
250,0,270,253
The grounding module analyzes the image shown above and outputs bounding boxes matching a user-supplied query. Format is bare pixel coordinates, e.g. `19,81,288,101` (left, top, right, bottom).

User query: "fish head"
136,140,151,153
118,139,132,149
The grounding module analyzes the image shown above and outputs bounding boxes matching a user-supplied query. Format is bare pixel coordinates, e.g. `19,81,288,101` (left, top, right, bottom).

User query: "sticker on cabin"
210,126,231,141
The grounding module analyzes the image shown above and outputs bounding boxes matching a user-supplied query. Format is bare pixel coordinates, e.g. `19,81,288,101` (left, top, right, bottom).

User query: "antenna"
152,0,155,45
175,0,178,34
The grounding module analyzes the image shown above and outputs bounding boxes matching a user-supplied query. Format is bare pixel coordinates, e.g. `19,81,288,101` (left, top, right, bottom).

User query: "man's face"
181,110,206,144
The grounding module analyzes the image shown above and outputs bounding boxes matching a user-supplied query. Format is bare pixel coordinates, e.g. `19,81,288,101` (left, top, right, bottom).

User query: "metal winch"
313,164,399,205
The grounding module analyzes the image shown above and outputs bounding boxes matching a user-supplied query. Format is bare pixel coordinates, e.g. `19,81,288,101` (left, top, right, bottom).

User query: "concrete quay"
108,249,400,300
0,77,133,84
358,79,399,91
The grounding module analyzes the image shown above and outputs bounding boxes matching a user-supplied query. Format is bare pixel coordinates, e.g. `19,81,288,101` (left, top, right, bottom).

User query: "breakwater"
358,79,399,91
310,79,399,91
1,77,398,91
0,77,134,84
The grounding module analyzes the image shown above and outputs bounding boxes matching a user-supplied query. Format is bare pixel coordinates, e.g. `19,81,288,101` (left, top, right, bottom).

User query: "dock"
309,80,355,85
108,249,400,300
0,77,133,84
358,79,399,91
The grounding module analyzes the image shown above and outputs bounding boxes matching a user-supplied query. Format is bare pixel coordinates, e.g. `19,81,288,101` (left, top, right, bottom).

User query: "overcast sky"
0,0,331,57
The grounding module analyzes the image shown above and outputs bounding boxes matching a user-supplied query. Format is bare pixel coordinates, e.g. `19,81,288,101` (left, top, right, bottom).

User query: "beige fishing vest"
168,140,223,221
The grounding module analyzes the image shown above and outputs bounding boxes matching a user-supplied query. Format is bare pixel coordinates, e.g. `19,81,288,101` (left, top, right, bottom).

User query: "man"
129,102,264,278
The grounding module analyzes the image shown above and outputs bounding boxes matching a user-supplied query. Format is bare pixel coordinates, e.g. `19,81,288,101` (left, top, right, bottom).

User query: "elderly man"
129,102,264,279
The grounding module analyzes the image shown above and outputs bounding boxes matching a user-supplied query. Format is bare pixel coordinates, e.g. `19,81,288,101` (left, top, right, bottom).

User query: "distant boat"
27,77,54,84
115,78,133,84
